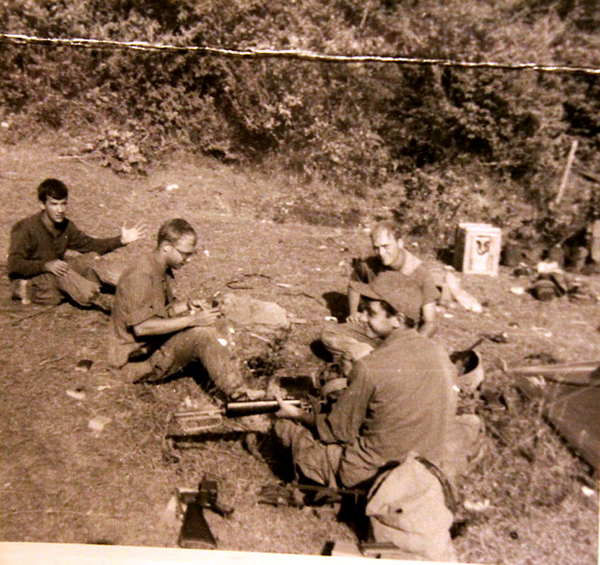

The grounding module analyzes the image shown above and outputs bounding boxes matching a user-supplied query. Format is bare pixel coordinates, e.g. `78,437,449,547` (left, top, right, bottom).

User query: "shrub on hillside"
1,0,598,236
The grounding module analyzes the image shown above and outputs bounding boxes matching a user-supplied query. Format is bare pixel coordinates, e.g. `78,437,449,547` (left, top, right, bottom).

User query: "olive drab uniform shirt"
8,212,123,279
352,255,440,314
108,253,174,368
315,327,456,487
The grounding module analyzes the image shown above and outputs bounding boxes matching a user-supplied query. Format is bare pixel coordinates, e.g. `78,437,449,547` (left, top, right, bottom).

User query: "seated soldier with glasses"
108,218,263,400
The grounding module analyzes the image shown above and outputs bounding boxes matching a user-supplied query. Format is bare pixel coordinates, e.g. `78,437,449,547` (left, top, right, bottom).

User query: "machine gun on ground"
171,397,309,435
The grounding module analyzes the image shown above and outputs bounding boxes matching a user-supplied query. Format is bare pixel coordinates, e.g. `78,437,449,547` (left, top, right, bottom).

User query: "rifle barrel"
225,398,301,417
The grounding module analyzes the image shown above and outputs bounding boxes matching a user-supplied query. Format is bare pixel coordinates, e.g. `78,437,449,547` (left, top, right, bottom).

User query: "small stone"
88,416,112,432
66,389,86,400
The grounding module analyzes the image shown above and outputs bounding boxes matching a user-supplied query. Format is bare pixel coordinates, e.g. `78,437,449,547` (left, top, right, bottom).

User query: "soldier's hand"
121,221,148,244
274,393,306,420
243,389,267,400
44,259,69,276
347,310,369,325
188,297,212,311
188,308,220,327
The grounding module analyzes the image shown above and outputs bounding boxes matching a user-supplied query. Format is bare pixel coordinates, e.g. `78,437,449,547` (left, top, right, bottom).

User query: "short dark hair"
362,296,416,328
371,220,403,240
37,179,68,202
157,218,196,246
362,295,397,317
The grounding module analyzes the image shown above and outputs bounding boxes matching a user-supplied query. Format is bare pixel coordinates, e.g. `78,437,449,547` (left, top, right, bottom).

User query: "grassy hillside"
0,141,599,564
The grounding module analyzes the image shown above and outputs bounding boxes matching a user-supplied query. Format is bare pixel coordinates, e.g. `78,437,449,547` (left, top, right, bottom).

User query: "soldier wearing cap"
273,271,458,559
275,270,456,487
321,270,424,376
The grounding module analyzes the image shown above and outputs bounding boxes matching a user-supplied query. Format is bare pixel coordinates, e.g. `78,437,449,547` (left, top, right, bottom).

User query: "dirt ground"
0,140,599,564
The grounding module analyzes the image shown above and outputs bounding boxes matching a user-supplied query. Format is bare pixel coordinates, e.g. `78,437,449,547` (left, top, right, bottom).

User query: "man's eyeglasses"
170,244,196,260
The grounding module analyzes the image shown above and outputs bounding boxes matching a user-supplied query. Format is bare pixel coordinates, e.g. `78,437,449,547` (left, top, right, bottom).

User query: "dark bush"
1,0,598,237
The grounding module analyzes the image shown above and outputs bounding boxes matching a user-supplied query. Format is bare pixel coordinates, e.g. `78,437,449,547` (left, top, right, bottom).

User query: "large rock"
219,293,290,330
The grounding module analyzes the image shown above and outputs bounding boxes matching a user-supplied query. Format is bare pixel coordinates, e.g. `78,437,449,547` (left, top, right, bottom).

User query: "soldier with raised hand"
8,178,146,310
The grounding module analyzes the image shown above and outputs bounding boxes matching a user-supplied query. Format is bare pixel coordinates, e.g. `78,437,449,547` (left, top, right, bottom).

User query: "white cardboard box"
453,222,502,276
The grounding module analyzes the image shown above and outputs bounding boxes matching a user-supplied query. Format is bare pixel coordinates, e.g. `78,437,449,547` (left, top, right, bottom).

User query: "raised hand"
121,221,148,244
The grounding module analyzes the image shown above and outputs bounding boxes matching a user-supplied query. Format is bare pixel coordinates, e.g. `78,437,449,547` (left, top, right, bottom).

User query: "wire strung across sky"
1,33,599,75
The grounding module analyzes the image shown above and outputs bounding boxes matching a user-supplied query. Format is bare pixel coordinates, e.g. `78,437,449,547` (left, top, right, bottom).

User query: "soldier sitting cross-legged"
8,178,146,311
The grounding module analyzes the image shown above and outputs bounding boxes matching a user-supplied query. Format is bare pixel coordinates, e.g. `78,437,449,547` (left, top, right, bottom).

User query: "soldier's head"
37,179,69,225
157,219,197,269
349,271,421,337
370,220,405,268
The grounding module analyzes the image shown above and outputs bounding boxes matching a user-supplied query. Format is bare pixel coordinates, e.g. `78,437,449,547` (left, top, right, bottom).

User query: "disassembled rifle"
172,398,305,435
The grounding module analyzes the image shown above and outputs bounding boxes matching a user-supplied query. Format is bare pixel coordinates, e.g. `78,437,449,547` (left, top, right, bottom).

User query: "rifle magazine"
173,409,223,434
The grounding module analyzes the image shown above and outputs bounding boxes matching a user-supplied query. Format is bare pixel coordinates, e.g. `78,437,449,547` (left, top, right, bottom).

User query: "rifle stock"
179,498,216,549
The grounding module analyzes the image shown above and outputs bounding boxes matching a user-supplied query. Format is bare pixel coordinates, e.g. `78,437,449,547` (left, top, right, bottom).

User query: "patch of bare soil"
1,142,598,564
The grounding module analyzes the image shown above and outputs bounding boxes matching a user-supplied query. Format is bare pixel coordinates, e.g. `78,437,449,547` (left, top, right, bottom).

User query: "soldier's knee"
187,326,220,341
319,325,340,349
274,419,302,449
80,285,103,306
